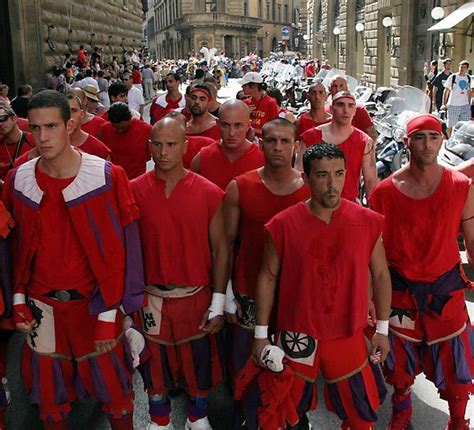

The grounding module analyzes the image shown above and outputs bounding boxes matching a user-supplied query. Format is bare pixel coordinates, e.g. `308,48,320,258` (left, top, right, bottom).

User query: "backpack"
452,73,471,87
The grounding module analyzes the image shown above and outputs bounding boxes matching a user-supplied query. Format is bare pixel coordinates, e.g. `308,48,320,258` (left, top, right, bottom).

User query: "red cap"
406,114,442,137
332,91,356,105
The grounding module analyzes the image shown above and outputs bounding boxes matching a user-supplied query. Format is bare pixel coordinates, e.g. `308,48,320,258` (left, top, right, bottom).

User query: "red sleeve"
264,216,283,259
269,98,279,120
2,171,13,213
353,106,373,131
111,165,141,226
207,185,225,222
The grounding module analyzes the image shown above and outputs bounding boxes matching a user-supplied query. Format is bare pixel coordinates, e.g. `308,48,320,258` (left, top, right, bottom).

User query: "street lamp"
382,16,395,56
431,7,445,20
355,23,364,33
333,27,341,36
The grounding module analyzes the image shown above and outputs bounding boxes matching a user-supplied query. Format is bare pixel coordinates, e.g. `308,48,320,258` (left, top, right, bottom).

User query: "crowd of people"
0,44,472,430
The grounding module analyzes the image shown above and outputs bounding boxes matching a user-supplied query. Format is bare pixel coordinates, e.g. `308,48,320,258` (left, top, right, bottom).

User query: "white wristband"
376,320,389,336
13,293,26,306
208,292,225,320
98,309,118,323
254,325,268,339
224,281,237,314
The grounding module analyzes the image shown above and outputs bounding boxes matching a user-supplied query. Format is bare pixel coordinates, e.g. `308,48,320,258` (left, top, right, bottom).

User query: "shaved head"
153,117,186,141
218,99,251,121
165,110,187,127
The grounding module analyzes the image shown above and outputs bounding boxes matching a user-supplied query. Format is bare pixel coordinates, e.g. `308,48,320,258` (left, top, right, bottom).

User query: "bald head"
329,75,348,95
218,99,251,121
153,117,186,141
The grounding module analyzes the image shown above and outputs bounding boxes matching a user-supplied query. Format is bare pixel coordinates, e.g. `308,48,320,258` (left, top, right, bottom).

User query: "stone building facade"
146,0,307,59
0,0,144,92
307,0,473,89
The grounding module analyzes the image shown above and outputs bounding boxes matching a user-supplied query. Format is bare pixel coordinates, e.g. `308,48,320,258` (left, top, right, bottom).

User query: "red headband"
406,114,442,137
190,87,211,99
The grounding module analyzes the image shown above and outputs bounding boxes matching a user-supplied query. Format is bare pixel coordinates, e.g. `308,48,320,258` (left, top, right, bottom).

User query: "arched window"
316,1,322,31
356,0,365,23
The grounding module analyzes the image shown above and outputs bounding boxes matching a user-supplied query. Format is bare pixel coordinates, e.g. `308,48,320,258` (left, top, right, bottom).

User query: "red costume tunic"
199,141,264,190
301,128,369,201
234,170,310,297
0,131,35,179
16,118,29,132
369,168,470,282
296,113,331,140
183,135,215,168
30,169,95,298
186,123,222,141
98,118,152,179
245,94,279,137
265,200,383,340
150,93,186,125
81,115,107,138
77,134,111,160
3,153,144,314
325,104,373,132
131,171,223,287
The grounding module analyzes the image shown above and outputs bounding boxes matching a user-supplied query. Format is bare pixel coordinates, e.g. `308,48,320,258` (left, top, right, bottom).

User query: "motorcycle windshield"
314,68,358,92
447,121,474,149
384,86,431,131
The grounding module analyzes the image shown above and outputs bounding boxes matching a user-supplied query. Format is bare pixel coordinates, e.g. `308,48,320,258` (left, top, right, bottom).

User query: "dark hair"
79,45,84,50
266,87,283,107
303,142,345,176
27,90,71,123
166,72,181,82
85,69,93,77
98,70,105,78
108,81,128,99
194,69,205,79
108,102,132,123
18,85,32,97
262,118,296,140
75,73,84,82
236,90,246,100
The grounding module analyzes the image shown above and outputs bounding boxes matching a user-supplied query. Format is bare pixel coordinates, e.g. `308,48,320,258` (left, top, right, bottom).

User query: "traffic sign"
281,26,290,40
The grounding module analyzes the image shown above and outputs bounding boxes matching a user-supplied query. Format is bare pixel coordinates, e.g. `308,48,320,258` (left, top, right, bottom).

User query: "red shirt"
98,118,152,179
81,115,107,138
245,94,279,137
0,131,35,179
132,70,142,85
296,113,331,140
325,104,373,132
186,123,222,141
17,118,29,132
199,141,265,190
266,200,383,340
78,134,111,160
183,136,215,168
150,94,185,125
369,168,470,282
131,171,224,286
30,168,95,296
301,127,368,201
234,170,310,297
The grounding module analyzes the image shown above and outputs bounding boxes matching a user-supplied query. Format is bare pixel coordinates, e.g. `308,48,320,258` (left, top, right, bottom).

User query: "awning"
428,2,474,31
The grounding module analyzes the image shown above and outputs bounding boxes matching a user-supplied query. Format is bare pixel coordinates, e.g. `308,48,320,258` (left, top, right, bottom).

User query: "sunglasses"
0,114,12,123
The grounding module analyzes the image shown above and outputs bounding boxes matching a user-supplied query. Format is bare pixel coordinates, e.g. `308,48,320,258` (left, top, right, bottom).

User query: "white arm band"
224,281,237,314
208,292,225,320
13,293,26,306
376,320,389,336
98,309,118,323
254,325,268,339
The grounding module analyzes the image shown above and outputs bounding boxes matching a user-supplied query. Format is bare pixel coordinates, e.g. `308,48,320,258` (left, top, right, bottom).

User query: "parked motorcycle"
439,120,474,175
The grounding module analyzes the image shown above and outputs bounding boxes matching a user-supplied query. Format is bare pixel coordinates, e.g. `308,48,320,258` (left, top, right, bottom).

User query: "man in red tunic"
224,118,310,428
185,84,222,141
240,72,279,140
3,90,144,430
369,114,474,430
150,73,185,125
69,87,107,138
327,75,377,141
294,81,332,140
131,117,228,430
0,105,35,179
190,100,264,190
98,102,152,179
299,91,378,201
252,143,391,430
